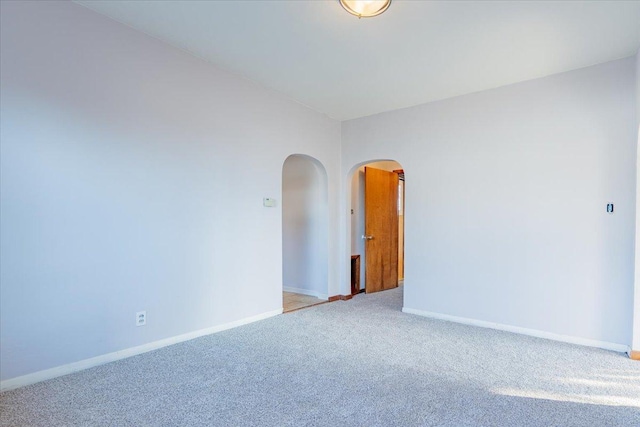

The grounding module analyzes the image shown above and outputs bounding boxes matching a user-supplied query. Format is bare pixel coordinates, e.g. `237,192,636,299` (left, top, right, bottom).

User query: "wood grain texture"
365,167,399,293
398,178,404,280
351,255,360,295
283,292,326,313
328,295,353,302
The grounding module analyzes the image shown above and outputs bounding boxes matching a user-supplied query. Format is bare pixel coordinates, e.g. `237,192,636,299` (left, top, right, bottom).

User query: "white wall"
282,155,328,299
637,49,640,127
0,1,341,383
343,57,637,348
350,160,402,290
633,49,640,352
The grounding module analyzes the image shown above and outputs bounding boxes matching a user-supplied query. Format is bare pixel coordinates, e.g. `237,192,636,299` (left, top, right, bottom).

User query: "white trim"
402,307,630,354
0,308,282,392
283,286,328,300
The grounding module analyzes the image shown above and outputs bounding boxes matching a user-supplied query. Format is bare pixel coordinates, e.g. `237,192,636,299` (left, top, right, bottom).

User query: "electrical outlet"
136,311,146,327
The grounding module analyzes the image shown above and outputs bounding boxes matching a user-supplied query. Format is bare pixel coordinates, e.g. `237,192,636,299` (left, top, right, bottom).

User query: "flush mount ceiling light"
339,0,391,18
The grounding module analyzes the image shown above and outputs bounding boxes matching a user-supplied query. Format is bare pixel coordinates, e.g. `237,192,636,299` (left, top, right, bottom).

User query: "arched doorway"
349,160,405,294
282,154,329,312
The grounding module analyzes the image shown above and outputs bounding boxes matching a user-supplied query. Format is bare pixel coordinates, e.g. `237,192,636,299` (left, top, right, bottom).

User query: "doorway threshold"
283,292,328,313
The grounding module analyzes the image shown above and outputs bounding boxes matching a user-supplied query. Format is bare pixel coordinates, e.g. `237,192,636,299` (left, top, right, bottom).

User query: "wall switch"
263,198,276,207
136,311,146,326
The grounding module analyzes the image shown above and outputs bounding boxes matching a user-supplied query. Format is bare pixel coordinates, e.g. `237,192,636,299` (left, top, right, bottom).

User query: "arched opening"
348,160,405,295
282,154,329,312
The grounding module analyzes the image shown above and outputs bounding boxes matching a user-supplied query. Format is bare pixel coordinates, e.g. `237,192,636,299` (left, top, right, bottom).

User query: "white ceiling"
75,1,640,121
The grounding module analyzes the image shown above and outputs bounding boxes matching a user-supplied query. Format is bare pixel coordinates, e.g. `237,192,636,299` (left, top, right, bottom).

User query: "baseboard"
283,286,328,300
0,308,282,393
402,307,629,354
328,294,353,302
629,350,640,360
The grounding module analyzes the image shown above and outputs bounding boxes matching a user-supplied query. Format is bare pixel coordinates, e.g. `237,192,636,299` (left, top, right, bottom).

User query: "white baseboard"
283,286,328,300
402,307,630,354
0,308,282,393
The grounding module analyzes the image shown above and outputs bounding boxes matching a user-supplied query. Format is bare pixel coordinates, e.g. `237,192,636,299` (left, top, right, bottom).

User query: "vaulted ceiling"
76,1,640,120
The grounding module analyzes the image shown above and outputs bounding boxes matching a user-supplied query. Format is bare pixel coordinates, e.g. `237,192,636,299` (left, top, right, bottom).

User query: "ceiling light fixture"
339,0,391,18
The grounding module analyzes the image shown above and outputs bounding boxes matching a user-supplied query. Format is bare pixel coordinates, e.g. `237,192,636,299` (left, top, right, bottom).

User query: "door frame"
346,160,406,296
282,154,330,304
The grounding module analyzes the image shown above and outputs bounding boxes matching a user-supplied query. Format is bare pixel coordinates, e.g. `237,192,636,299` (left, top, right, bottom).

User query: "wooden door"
364,167,399,293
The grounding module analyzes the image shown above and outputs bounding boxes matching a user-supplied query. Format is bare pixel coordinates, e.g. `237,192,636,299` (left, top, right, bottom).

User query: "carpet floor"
1,287,639,426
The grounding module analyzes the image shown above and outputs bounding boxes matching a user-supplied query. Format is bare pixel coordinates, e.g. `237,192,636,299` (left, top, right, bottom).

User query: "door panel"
364,167,399,293
398,178,404,280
